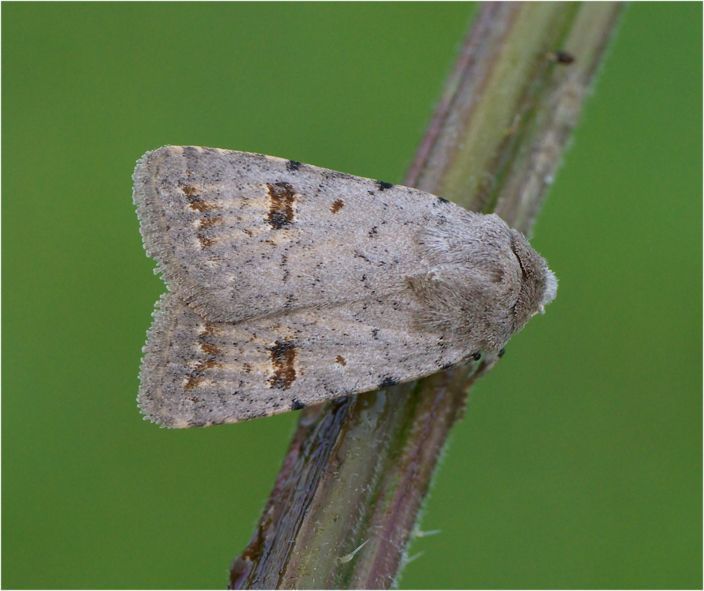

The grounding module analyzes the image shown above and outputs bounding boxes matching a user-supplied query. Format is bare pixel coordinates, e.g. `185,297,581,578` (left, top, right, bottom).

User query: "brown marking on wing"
335,355,347,366
185,358,219,390
201,342,221,356
268,340,297,390
266,182,296,229
197,215,222,249
185,377,201,390
181,184,217,212
185,326,222,389
198,235,215,248
330,199,345,213
199,216,222,230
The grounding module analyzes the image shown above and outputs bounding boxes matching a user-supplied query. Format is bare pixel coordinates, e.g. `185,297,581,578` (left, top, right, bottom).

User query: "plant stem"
230,3,623,589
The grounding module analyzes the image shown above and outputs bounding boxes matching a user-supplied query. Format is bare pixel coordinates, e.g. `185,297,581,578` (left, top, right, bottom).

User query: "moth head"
509,229,557,332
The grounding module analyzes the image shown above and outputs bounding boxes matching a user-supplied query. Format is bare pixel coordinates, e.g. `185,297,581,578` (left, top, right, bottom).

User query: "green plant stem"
230,3,623,589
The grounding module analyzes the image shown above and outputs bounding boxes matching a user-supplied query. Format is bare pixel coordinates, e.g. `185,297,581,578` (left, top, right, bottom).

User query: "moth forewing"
139,292,468,428
134,146,451,323
134,146,557,427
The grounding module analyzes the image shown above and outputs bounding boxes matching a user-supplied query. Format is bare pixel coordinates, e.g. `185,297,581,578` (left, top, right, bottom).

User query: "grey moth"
133,146,556,428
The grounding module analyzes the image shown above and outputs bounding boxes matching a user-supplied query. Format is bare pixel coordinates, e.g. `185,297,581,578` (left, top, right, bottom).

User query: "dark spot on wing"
436,196,449,204
335,355,347,366
243,362,252,373
368,226,378,238
371,328,379,340
471,352,482,361
281,254,290,283
268,339,297,390
287,160,302,172
291,399,305,410
330,199,345,214
353,250,374,264
490,267,505,283
378,376,399,389
266,182,296,229
376,180,394,191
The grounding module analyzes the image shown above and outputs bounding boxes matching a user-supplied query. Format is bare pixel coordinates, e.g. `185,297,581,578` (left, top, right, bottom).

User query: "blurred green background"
3,3,701,589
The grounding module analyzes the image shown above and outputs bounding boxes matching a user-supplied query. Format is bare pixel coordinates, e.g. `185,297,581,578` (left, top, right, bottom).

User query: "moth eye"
471,352,481,361
498,348,506,358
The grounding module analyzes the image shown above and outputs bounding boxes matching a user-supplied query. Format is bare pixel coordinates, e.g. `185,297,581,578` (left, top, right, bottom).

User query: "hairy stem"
230,3,623,589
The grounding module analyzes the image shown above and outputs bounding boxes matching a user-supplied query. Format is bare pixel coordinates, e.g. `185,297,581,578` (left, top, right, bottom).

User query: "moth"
134,146,557,428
